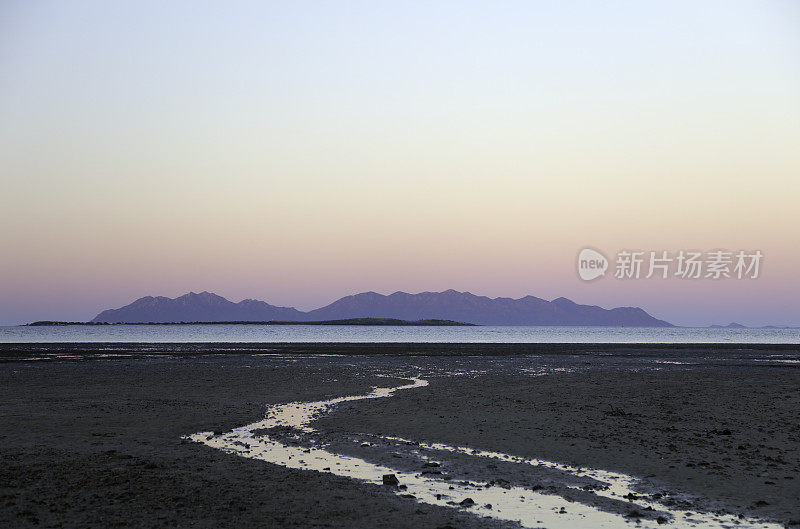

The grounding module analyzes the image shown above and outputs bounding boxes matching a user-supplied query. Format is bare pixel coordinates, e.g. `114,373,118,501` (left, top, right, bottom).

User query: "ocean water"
0,324,798,343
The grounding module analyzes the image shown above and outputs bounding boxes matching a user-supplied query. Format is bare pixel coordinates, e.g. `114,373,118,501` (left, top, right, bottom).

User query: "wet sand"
1,343,798,528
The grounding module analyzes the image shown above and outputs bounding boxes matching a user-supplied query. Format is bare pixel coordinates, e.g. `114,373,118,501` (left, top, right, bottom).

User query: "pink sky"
1,1,798,325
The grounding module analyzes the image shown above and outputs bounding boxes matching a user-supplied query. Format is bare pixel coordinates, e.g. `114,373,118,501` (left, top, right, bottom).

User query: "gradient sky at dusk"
1,1,799,326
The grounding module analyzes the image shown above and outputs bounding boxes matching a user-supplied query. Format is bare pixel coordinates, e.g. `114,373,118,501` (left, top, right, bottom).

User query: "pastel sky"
1,1,799,326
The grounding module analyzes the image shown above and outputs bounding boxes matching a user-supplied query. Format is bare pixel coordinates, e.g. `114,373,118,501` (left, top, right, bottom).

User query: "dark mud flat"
1,343,799,528
317,353,800,526
0,354,508,529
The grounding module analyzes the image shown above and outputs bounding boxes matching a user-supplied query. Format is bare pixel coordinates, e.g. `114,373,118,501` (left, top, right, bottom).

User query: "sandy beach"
1,343,798,528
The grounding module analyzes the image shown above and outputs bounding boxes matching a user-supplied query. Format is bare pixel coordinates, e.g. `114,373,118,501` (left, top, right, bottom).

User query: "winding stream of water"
186,376,781,528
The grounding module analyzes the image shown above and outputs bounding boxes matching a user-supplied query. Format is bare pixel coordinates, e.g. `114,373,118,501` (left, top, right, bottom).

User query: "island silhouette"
84,290,673,326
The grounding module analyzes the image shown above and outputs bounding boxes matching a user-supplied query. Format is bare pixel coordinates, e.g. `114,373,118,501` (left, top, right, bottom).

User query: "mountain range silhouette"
90,290,672,326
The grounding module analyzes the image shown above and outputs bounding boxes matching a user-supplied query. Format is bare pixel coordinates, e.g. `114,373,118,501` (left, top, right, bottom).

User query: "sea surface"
1,325,798,343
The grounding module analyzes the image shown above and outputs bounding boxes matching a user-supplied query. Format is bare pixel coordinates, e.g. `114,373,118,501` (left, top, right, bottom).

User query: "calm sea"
0,325,798,343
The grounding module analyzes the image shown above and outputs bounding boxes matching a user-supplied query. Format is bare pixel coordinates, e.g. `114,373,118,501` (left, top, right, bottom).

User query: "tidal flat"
1,343,798,528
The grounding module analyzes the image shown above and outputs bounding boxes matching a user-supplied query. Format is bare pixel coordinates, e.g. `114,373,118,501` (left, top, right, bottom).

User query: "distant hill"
267,318,474,326
91,292,304,324
304,290,671,326
89,290,672,326
31,317,473,326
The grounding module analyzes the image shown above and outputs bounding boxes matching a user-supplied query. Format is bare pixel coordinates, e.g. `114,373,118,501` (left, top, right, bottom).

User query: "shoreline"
2,341,800,357
25,318,477,327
